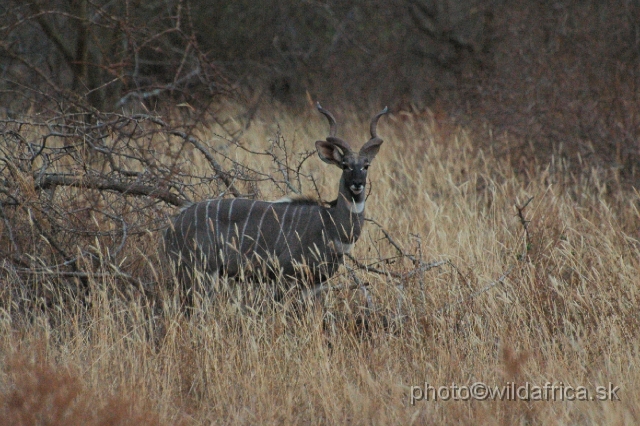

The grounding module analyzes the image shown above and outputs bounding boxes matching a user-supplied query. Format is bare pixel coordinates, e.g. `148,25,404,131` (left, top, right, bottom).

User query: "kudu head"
315,103,389,203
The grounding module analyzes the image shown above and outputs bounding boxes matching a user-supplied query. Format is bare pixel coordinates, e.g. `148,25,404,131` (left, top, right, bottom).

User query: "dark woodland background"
1,0,639,181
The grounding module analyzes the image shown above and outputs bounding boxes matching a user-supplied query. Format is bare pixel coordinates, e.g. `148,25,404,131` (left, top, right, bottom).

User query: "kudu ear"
359,137,383,163
316,140,344,166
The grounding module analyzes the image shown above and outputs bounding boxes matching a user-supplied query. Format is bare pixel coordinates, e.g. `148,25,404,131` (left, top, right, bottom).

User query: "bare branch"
365,217,421,264
36,174,187,207
143,116,242,198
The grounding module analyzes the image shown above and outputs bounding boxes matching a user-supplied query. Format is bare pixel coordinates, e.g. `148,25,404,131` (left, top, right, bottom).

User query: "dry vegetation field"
1,106,639,424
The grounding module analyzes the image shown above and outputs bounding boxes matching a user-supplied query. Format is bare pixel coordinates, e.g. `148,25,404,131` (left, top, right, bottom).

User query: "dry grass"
1,105,639,424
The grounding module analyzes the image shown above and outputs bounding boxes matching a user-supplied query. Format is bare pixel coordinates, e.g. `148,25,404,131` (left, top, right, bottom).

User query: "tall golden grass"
1,106,638,424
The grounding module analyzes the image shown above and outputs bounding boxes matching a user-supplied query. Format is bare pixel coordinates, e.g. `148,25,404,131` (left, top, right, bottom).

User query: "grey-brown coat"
164,103,388,294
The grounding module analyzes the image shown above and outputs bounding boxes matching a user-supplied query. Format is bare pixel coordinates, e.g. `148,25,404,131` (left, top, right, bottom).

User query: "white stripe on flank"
286,206,302,243
205,200,214,248
298,205,314,240
254,203,271,249
179,205,189,246
239,200,257,251
225,199,237,250
193,202,199,243
215,199,222,242
272,204,290,249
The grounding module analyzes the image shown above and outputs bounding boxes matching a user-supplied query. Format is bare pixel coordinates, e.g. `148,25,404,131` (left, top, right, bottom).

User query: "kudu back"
164,103,389,296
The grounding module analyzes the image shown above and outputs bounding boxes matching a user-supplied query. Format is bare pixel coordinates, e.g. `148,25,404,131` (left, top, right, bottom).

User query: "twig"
345,253,402,278
401,260,447,279
142,115,242,198
169,129,242,198
516,196,534,260
434,197,535,315
436,264,515,314
309,278,370,297
344,264,375,311
345,253,446,281
0,202,20,254
365,217,420,264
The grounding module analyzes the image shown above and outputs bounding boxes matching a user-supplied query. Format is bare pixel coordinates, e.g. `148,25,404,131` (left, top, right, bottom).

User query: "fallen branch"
7,265,153,299
36,174,187,207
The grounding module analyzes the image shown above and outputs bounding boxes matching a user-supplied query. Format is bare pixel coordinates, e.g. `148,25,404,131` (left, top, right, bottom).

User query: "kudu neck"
315,173,366,246
323,176,364,244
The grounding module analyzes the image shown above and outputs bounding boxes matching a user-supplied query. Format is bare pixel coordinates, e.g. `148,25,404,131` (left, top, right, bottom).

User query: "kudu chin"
164,103,389,302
